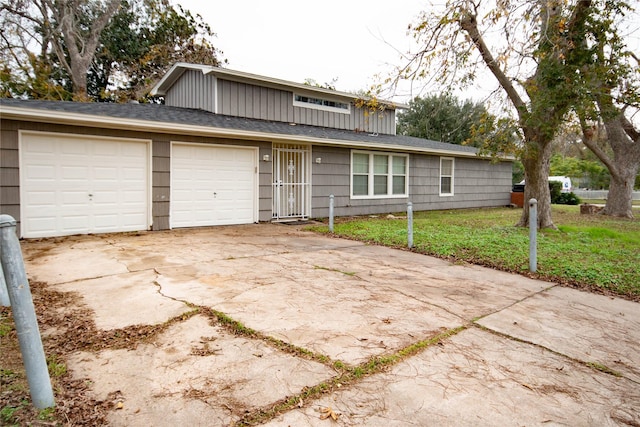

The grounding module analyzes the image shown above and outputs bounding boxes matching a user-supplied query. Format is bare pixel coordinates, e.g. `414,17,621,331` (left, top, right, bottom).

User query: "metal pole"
407,202,414,249
329,194,334,233
528,199,537,273
0,262,10,306
0,215,55,409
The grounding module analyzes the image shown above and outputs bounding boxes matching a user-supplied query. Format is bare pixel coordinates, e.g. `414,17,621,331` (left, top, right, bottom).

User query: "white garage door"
171,144,257,228
21,132,150,238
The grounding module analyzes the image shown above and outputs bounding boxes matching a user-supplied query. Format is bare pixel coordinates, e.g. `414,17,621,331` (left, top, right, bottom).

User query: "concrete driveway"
22,224,640,426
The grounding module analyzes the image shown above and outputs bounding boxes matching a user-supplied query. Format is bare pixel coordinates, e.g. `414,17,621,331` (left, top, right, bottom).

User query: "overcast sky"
173,1,640,110
174,0,427,102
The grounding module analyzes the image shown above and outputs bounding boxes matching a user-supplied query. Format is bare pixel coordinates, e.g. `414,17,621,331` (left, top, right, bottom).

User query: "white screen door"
272,143,310,220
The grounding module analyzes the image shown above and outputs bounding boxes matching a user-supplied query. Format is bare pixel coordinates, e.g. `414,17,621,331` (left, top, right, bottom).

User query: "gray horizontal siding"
152,140,170,230
0,125,21,228
165,70,216,113
310,147,512,218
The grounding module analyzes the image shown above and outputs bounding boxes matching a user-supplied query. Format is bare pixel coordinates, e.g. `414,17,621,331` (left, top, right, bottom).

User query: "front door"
272,143,311,220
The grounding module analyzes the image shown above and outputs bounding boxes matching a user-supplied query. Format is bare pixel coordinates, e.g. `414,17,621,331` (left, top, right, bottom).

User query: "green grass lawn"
309,205,640,301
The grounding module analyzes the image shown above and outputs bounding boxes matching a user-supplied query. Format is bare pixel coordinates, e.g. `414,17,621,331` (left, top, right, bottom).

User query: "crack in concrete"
152,269,193,307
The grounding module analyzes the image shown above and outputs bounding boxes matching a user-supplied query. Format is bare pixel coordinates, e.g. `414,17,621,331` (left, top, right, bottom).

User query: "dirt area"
1,282,114,425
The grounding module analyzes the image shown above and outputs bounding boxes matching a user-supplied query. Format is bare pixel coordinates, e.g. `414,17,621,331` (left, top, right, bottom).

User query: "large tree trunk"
602,116,640,218
605,169,637,218
518,139,555,228
582,113,640,219
52,0,121,101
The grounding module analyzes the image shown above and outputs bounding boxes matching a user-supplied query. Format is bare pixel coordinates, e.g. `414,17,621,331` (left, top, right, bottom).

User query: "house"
0,63,513,238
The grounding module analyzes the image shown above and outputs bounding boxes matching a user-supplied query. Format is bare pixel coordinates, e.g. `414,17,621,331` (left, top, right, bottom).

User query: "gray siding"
218,80,294,122
310,146,512,218
165,70,216,112
213,79,396,135
152,140,170,230
0,124,20,226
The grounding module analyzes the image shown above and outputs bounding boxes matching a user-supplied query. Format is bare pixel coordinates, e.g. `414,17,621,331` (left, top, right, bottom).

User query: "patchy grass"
310,205,640,300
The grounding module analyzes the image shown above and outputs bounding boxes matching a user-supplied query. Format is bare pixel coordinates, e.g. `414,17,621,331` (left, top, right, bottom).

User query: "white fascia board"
1,106,493,159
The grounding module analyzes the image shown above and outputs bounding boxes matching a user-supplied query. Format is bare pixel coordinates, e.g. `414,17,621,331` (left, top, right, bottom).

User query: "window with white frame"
440,157,454,196
351,151,408,198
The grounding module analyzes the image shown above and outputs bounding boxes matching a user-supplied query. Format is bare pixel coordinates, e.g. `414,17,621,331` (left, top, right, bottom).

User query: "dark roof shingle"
0,99,478,155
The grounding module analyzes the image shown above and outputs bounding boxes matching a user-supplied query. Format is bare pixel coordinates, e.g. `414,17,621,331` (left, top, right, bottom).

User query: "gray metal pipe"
329,194,334,233
0,261,10,306
407,202,414,249
0,215,55,409
529,199,538,273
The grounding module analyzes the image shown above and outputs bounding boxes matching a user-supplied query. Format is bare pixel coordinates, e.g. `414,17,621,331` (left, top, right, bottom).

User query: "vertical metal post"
529,199,537,273
1,262,10,306
329,194,334,233
0,215,55,409
407,202,414,249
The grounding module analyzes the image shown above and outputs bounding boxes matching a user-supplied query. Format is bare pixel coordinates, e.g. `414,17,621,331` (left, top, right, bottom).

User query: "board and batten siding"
213,79,396,135
164,69,217,112
310,146,512,218
218,79,294,122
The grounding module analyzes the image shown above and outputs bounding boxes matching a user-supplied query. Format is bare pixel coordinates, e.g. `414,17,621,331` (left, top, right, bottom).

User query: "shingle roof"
0,98,478,155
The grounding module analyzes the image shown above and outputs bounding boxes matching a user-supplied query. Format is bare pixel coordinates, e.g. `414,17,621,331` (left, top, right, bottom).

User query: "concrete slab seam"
232,324,469,426
471,323,634,385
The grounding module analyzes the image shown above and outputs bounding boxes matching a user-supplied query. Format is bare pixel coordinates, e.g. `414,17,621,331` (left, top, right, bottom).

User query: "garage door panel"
25,164,56,180
171,144,256,228
61,215,89,231
21,133,150,238
61,191,89,205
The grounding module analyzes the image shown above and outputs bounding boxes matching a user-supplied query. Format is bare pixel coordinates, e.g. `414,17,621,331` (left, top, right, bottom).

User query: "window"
293,94,351,114
440,157,454,196
351,151,408,198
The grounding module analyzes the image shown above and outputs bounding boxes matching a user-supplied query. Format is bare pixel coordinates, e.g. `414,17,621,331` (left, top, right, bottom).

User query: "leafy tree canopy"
0,0,225,101
396,93,489,145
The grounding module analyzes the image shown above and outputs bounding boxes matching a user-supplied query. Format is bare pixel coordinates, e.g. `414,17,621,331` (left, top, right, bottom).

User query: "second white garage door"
171,144,257,228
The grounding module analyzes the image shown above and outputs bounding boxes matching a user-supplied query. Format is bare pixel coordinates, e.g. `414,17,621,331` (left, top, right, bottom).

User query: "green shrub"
548,181,580,205
549,181,563,203
556,192,581,205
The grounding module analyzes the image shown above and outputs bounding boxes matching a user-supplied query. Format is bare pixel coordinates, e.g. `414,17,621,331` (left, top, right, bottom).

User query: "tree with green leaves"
396,93,489,145
92,0,224,101
399,0,634,228
0,0,223,101
572,4,640,218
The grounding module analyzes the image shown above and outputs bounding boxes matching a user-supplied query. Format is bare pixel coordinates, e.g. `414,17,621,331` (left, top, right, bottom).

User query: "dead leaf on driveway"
320,406,340,421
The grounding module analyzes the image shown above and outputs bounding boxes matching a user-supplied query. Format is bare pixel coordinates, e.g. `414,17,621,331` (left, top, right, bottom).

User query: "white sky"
173,0,640,111
174,0,428,103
